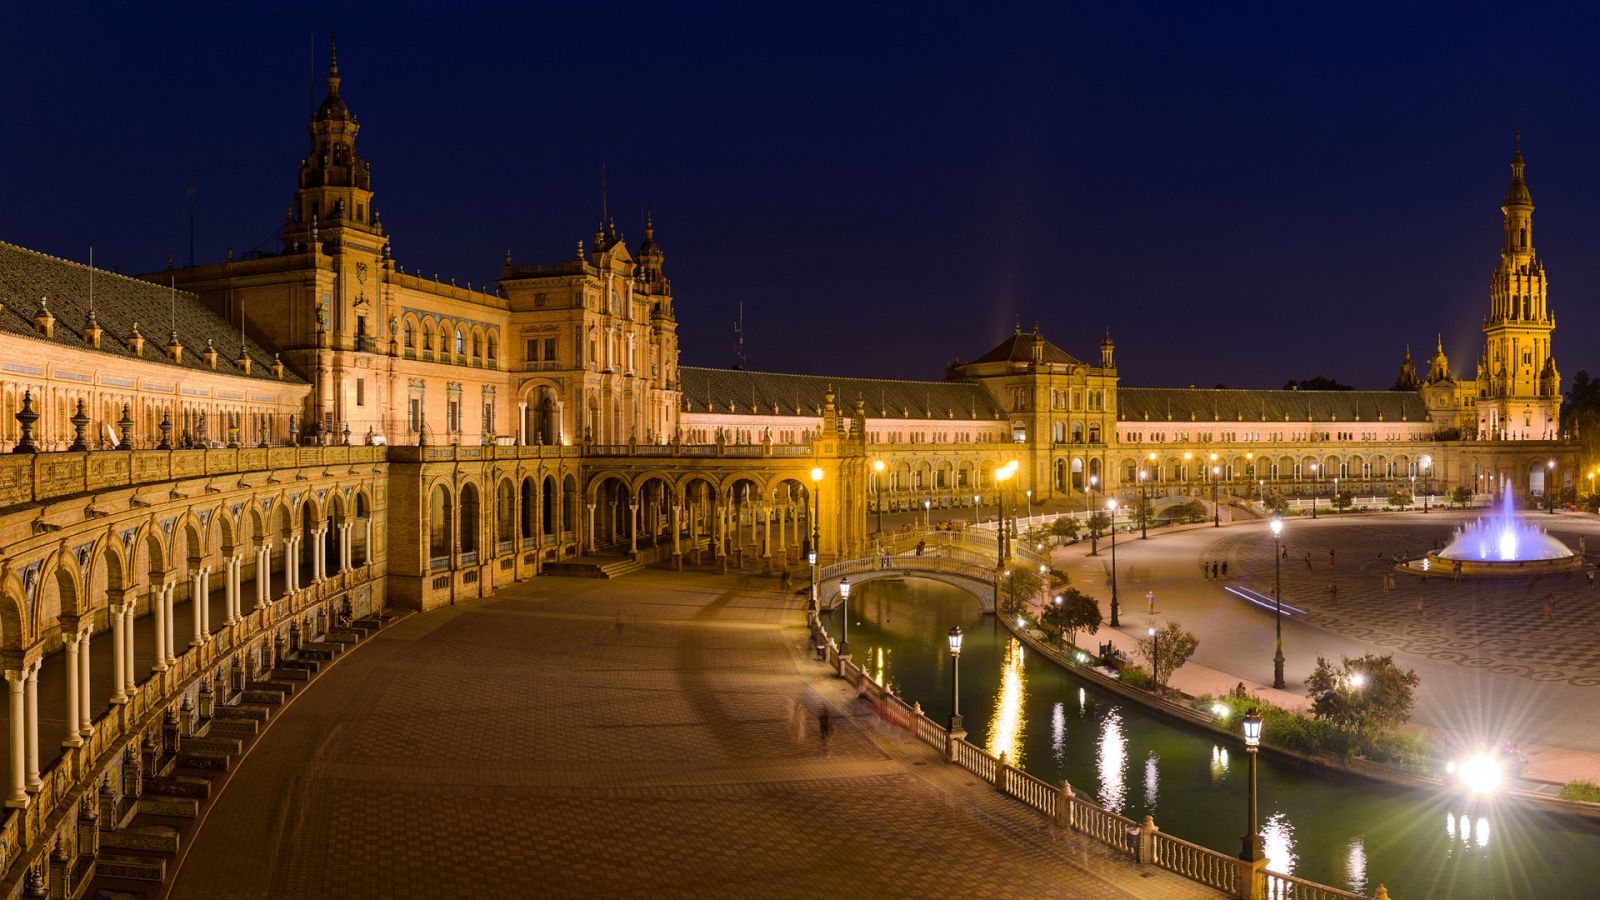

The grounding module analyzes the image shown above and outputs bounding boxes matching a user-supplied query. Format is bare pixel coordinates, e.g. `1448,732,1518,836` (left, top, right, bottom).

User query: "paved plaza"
1060,509,1600,782
168,571,1212,899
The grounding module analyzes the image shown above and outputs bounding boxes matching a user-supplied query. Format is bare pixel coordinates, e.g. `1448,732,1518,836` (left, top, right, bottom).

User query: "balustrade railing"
804,605,1391,900
1151,831,1243,894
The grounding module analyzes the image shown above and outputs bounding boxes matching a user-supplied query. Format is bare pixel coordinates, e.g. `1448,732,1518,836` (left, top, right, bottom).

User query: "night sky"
6,3,1600,390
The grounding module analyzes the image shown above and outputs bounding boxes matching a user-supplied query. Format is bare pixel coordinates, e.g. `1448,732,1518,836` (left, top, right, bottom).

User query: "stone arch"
495,477,516,547
0,585,23,653
37,551,79,638
520,475,537,540
429,483,454,561
561,474,579,535
459,482,482,555
84,538,128,618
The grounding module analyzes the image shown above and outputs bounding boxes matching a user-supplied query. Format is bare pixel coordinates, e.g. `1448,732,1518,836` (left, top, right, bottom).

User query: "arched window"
403,321,414,348
455,329,465,356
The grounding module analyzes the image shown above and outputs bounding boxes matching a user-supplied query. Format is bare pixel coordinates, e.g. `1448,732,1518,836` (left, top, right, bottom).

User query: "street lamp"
809,467,823,613
872,459,885,534
1138,469,1149,540
1547,459,1556,514
947,625,964,733
1143,452,1156,539
924,498,931,530
1039,562,1049,616
1108,498,1121,626
1270,516,1285,689
1052,594,1063,645
1333,476,1339,513
1422,454,1433,513
1211,453,1221,527
1240,711,1264,862
838,576,851,658
1310,463,1319,519
1148,625,1159,687
1025,488,1033,524
995,460,1018,564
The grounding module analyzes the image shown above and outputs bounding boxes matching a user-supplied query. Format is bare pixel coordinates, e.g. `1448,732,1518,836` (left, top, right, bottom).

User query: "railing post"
995,750,1008,792
1139,815,1158,865
1240,857,1268,900
1056,781,1075,830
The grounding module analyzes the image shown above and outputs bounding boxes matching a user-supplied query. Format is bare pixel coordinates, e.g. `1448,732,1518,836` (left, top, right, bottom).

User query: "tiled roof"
1118,387,1430,424
969,330,1084,366
0,241,301,383
680,366,1005,420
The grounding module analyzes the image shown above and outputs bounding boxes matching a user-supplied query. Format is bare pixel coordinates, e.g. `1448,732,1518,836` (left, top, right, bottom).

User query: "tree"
1386,488,1413,509
1262,491,1288,513
999,566,1043,617
1051,516,1081,544
1284,375,1355,391
1021,525,1051,552
1448,486,1471,508
1332,491,1354,511
1166,499,1207,523
1135,620,1199,689
1042,587,1102,648
1305,654,1419,747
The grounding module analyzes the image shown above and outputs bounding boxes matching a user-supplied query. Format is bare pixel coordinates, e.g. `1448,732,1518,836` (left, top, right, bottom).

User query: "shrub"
1561,780,1600,803
1120,666,1154,690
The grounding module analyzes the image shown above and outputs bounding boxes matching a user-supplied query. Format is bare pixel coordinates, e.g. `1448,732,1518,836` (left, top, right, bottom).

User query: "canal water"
824,578,1600,899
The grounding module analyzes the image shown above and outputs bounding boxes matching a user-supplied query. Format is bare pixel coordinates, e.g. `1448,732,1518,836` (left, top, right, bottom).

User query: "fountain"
1403,490,1580,577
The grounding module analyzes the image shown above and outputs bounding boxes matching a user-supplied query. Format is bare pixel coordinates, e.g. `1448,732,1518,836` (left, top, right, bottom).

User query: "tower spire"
327,32,340,95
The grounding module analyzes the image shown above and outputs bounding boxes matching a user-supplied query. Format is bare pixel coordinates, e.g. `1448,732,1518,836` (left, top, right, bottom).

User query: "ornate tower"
1478,137,1560,440
281,38,383,253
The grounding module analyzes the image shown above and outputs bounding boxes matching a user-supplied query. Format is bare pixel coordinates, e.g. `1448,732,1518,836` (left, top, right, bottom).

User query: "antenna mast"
733,302,746,370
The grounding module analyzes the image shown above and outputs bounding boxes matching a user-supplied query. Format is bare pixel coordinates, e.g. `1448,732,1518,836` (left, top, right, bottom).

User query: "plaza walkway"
1056,510,1600,786
169,571,1214,899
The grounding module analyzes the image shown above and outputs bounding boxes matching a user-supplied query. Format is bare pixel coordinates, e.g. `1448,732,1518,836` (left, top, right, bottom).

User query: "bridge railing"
804,607,1392,900
877,529,1046,569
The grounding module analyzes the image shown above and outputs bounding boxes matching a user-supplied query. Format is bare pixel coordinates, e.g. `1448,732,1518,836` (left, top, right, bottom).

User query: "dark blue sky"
6,2,1600,389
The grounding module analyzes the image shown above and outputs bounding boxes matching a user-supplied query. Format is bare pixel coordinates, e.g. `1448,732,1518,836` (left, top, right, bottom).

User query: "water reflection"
1262,812,1297,875
1051,703,1066,764
1447,813,1492,852
1144,752,1160,810
1077,687,1086,715
1098,708,1128,814
874,646,887,687
1209,745,1231,782
986,637,1027,766
1346,838,1367,895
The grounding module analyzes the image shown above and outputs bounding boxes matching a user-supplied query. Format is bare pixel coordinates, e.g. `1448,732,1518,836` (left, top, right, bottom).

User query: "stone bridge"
818,551,998,613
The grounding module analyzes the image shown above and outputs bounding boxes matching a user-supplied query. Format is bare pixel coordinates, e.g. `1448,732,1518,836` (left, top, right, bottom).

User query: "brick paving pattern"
169,573,1212,899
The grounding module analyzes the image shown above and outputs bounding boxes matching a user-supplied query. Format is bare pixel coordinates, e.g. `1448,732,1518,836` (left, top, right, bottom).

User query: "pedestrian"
1588,569,1595,590
1146,590,1156,614
1211,561,1220,579
1281,545,1288,561
1221,561,1229,577
1544,593,1557,620
1415,595,1424,616
1304,552,1313,572
1328,583,1338,605
1202,560,1210,579
1328,549,1336,567
780,569,792,592
818,706,834,755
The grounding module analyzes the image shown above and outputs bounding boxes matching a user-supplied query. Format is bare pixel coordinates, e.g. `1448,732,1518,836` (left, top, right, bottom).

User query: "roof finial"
326,31,341,95
1013,316,1021,335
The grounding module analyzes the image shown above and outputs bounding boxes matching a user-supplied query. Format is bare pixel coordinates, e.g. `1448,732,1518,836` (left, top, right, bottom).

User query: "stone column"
586,505,596,554
777,503,788,556
363,519,373,566
5,672,25,807
190,575,204,647
78,631,92,735
256,547,268,606
122,605,135,693
671,503,682,560
112,606,129,701
63,637,81,747
518,401,528,446
317,528,328,581
198,568,211,637
286,537,297,593
152,587,168,672
762,503,772,558
628,504,638,554
24,662,40,791
163,584,176,665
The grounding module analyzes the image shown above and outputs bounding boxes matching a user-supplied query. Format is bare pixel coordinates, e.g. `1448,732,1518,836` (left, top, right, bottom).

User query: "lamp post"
1422,455,1433,514
838,576,851,659
1052,594,1063,646
995,460,1018,564
1108,498,1121,627
872,459,885,534
1547,459,1556,514
809,467,823,612
1333,476,1339,513
924,498,932,530
1143,452,1156,539
1138,469,1149,540
1026,488,1033,526
1211,453,1221,527
947,626,964,733
1310,463,1319,519
1148,625,1159,687
1239,711,1264,862
1038,562,1049,617
1271,516,1285,689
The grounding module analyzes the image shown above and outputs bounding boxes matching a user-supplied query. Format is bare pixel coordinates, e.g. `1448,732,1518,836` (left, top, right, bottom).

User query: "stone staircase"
543,555,647,579
86,610,406,898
